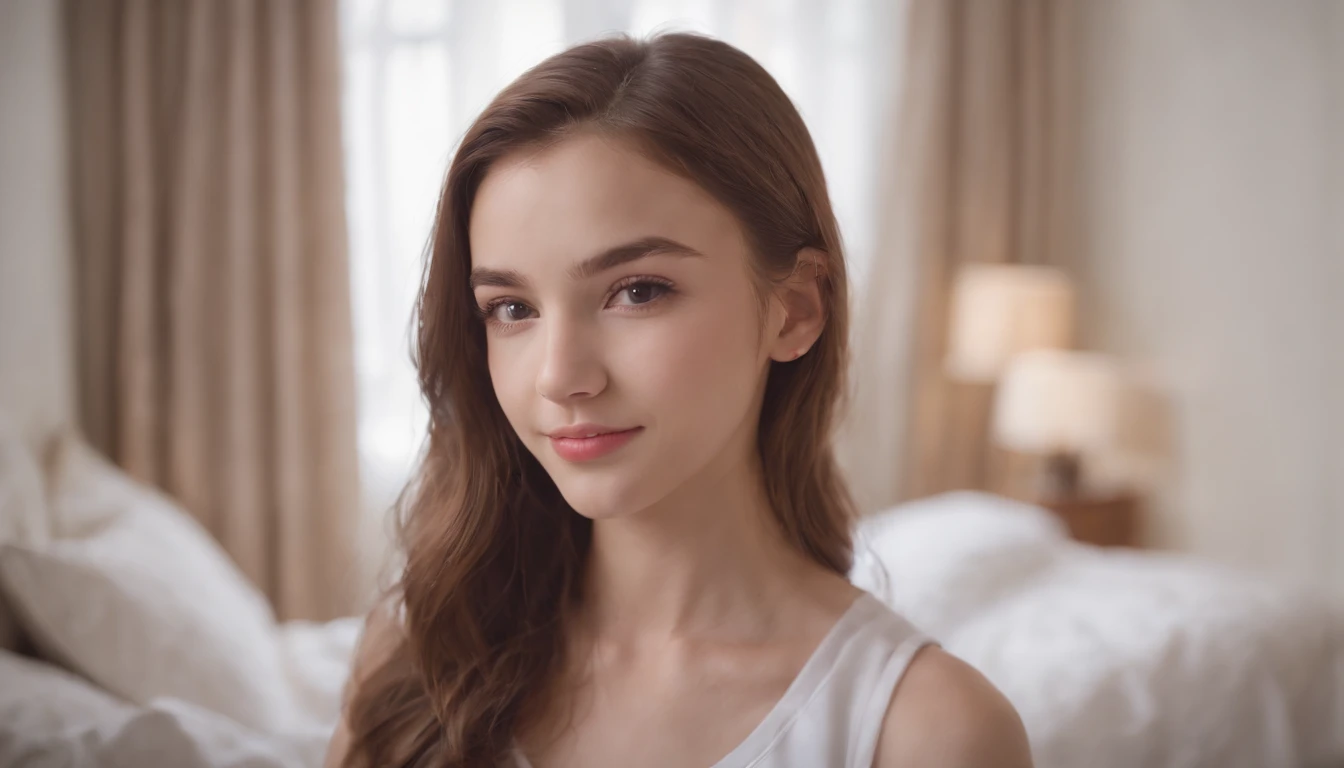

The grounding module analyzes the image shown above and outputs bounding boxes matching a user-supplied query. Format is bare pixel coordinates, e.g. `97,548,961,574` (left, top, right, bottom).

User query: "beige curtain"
841,0,1079,510
64,0,361,621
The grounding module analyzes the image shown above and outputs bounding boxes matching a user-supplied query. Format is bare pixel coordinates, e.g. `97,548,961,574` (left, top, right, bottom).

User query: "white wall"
1330,0,1343,596
1078,0,1342,594
0,0,77,448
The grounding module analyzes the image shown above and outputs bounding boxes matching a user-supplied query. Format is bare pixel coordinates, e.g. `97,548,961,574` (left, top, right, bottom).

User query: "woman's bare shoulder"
871,646,1033,768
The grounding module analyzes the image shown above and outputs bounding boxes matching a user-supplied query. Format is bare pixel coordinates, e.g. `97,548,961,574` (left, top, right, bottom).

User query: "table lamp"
992,349,1123,498
945,263,1075,382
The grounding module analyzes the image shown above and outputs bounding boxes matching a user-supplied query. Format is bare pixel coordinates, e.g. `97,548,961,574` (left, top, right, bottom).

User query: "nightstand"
1035,492,1142,548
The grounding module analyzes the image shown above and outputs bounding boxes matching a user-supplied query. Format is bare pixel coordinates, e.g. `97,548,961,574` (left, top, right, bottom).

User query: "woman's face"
468,133,784,519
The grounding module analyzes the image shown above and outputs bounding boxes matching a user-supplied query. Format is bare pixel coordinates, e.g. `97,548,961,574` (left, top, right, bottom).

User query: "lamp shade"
945,264,1074,381
993,349,1123,455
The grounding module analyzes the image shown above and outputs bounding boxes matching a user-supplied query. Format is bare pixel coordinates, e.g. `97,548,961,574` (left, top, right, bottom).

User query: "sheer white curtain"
339,0,905,538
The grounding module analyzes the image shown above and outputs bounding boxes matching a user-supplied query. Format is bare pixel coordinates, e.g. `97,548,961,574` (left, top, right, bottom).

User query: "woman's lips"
548,427,643,462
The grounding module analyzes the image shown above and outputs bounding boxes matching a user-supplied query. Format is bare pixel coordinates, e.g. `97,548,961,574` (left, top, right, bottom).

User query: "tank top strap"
719,591,934,768
844,613,938,767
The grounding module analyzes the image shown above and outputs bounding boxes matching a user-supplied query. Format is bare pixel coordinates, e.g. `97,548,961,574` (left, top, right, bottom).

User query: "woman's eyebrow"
567,236,703,280
469,236,703,291
469,267,528,290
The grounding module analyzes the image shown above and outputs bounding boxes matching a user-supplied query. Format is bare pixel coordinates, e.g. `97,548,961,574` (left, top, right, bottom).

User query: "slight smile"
547,425,643,463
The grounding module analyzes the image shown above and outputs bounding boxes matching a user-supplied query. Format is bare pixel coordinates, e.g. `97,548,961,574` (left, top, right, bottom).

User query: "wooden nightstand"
1035,492,1142,548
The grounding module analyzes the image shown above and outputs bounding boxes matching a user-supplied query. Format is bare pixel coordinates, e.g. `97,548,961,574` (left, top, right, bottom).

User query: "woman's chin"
561,491,643,521
553,474,659,522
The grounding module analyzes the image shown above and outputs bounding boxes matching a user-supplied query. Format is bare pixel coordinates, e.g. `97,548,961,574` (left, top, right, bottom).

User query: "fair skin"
327,133,1031,768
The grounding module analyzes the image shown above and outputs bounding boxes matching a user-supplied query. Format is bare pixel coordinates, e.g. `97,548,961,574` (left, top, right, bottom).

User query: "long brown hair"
342,32,856,767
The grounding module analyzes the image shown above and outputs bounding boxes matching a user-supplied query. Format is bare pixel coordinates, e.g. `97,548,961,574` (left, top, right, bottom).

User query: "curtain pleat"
65,0,362,620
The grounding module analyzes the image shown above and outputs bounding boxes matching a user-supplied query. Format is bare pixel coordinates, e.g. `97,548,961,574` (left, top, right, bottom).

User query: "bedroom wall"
1077,0,1342,596
0,0,77,448
1332,0,1343,599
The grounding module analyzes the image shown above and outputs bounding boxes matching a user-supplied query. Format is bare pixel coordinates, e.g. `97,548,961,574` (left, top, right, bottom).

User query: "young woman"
329,32,1032,768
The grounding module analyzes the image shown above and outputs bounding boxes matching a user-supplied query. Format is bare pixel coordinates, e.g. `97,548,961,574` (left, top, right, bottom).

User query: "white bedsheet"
0,620,358,768
852,492,1344,768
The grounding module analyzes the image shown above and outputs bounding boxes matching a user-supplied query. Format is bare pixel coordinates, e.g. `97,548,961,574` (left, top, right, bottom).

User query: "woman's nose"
535,317,607,403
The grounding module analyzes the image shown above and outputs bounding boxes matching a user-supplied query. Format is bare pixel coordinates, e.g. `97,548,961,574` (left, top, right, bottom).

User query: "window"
339,0,903,518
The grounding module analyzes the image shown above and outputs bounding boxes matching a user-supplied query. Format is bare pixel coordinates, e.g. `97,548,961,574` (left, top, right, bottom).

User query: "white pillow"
0,410,49,651
0,409,49,545
0,431,301,733
850,491,1068,637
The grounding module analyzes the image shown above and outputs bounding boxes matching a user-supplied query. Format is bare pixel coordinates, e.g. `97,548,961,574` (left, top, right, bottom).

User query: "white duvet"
852,492,1344,768
0,619,361,768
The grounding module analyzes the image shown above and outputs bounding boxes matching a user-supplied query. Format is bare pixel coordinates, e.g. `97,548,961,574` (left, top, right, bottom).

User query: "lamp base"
1039,450,1082,498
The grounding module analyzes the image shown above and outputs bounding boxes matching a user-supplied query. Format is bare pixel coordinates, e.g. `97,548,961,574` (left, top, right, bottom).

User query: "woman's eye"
610,281,670,307
487,301,536,323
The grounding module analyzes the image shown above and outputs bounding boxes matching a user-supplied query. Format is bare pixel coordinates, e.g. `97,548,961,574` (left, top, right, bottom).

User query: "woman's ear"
768,247,828,362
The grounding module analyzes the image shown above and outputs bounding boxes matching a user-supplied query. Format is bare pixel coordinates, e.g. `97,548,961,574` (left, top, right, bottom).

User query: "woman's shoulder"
871,645,1033,768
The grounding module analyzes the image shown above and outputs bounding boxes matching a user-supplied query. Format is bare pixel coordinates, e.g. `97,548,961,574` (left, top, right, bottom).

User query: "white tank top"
512,591,936,768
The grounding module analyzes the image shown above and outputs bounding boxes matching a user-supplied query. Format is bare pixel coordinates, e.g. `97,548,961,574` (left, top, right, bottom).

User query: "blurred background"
0,1,1341,766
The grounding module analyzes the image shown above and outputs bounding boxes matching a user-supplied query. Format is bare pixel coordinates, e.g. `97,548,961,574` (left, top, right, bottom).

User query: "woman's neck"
575,447,824,647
